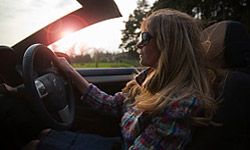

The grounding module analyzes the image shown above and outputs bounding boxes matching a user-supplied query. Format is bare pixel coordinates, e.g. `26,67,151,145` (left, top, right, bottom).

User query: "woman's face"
137,32,160,68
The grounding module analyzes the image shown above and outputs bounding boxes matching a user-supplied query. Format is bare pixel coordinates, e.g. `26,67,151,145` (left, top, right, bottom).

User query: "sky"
0,0,155,54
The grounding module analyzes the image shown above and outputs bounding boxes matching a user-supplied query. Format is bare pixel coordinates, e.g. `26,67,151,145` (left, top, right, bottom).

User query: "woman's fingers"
0,83,17,94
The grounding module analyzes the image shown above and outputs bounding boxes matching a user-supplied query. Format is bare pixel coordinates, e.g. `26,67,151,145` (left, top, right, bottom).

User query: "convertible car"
1,0,250,149
0,0,137,149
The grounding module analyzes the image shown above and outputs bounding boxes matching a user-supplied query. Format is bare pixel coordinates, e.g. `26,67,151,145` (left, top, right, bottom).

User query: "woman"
27,8,216,150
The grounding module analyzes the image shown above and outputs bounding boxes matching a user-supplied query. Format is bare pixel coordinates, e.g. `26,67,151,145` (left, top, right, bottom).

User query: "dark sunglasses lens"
142,32,151,41
140,32,152,44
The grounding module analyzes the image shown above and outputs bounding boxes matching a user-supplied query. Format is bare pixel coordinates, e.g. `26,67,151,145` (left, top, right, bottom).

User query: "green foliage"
70,51,140,68
119,0,150,52
151,0,249,29
151,0,199,14
120,0,249,51
72,60,139,68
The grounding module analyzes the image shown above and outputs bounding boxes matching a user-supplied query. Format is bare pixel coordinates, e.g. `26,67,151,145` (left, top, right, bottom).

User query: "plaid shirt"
82,68,201,150
81,73,202,150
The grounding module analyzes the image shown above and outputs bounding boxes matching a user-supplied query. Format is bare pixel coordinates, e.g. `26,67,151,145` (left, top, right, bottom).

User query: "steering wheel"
22,44,75,129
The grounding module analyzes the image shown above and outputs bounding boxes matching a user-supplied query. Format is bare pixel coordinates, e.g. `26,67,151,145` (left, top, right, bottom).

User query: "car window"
0,0,141,68
49,20,140,69
47,1,141,69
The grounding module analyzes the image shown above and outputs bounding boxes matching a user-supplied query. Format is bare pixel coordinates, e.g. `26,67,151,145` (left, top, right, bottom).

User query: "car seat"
187,20,250,150
0,46,22,86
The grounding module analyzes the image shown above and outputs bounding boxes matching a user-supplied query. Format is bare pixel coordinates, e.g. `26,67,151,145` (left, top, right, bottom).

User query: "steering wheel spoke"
58,105,71,123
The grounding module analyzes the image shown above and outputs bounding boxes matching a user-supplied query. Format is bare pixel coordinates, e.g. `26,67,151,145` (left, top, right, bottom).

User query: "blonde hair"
123,9,216,125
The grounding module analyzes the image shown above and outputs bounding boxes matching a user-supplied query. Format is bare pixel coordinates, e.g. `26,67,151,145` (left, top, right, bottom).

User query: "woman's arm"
55,57,126,116
81,84,126,117
54,57,90,94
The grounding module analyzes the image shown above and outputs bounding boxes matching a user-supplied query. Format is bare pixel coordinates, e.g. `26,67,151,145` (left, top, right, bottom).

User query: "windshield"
0,0,155,57
0,0,139,54
0,0,81,46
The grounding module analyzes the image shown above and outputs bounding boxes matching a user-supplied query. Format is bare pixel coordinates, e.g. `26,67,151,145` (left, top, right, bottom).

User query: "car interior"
0,0,138,149
0,0,249,149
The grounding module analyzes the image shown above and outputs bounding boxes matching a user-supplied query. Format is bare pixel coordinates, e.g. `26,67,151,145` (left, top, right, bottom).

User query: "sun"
49,29,78,54
61,29,74,38
49,18,124,56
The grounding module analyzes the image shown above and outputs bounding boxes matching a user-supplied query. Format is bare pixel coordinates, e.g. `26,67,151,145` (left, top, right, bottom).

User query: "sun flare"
61,29,74,38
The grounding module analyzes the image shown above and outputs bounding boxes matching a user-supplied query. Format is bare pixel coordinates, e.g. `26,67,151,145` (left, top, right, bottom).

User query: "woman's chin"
140,61,149,67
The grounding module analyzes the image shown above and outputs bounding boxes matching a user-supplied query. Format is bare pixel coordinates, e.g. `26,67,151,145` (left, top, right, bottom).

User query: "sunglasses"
138,32,153,47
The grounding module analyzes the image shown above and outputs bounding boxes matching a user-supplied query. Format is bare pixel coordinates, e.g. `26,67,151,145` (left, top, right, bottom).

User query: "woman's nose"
137,48,141,54
137,42,144,49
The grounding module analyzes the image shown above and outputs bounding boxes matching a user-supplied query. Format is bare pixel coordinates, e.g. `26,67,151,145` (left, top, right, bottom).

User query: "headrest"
0,46,17,67
202,20,250,69
224,21,250,68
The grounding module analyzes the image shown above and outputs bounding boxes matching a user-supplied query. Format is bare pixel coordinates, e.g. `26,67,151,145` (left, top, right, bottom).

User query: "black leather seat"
0,46,22,86
0,46,39,150
187,21,250,150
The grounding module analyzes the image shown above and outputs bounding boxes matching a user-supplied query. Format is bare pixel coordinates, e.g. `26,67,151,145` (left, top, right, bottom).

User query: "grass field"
72,61,139,68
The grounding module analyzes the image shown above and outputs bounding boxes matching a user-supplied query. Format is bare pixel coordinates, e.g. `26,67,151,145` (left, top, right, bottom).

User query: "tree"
119,0,150,52
200,0,249,28
120,0,249,52
151,0,249,29
72,54,92,63
93,48,100,68
151,0,199,15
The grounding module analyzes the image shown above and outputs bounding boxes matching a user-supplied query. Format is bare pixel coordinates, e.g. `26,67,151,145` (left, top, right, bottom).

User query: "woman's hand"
0,83,17,95
54,56,90,94
54,57,75,78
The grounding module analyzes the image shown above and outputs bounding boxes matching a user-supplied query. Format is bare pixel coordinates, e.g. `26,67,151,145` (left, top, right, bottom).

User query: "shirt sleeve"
80,84,126,117
129,97,200,150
